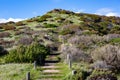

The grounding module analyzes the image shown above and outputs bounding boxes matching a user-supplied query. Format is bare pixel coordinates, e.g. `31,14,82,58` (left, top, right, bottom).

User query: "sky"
0,0,120,23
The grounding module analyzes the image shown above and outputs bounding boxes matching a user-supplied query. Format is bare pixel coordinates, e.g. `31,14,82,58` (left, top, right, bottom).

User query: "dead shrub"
91,44,120,71
0,32,11,38
60,44,92,62
18,36,33,45
2,24,16,30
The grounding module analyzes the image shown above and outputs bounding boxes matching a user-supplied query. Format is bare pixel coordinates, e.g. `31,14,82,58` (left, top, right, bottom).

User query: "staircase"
39,52,64,80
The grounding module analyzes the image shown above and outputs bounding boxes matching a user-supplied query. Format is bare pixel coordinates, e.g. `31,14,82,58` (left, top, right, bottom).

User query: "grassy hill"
0,9,120,80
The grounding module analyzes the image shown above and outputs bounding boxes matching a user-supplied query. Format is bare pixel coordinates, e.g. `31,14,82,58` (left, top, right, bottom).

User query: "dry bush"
0,32,11,38
15,31,24,35
88,74,117,80
59,24,80,35
103,34,120,41
92,61,109,70
35,24,44,28
19,28,35,35
68,35,105,47
2,24,16,30
18,36,33,45
91,44,120,71
15,21,25,26
60,44,91,62
61,24,80,32
0,40,15,48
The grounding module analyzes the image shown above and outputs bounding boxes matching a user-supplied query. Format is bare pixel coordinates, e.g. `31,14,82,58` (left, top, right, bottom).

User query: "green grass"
110,38,120,44
117,74,120,80
0,63,42,80
55,63,72,79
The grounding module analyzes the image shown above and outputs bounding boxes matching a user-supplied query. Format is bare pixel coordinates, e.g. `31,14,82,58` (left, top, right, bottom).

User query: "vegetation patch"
2,42,50,65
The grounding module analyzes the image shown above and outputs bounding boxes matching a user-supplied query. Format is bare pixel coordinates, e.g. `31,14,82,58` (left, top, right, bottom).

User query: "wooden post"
26,72,30,80
67,54,70,64
69,59,72,69
33,61,37,70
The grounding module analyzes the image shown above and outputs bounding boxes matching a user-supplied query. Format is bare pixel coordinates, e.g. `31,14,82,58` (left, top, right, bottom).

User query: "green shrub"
36,14,52,22
111,25,120,33
64,69,90,80
0,46,8,56
59,29,73,35
44,23,57,28
4,42,50,65
109,38,120,44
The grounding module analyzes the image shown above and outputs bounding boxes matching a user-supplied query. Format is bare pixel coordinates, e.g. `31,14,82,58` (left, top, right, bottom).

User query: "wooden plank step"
41,66,60,69
40,74,63,77
45,63,58,66
37,78,61,80
43,70,60,73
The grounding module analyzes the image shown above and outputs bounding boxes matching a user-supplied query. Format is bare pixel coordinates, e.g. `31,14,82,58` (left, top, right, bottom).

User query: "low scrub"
86,69,117,80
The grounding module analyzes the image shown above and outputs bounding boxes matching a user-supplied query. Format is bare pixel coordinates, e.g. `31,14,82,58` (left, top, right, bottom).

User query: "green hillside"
0,9,120,80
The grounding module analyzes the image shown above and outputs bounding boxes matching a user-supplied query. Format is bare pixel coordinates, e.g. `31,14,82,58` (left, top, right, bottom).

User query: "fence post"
26,72,30,80
67,54,70,64
69,59,72,69
33,61,37,70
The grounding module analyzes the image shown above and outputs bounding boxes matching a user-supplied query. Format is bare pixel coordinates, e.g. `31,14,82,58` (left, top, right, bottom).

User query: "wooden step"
45,55,60,61
40,74,63,77
42,70,60,73
44,63,57,66
37,78,61,80
49,53,61,56
41,66,60,69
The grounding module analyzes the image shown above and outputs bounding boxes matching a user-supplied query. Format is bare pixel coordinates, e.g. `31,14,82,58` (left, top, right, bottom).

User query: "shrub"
15,31,24,35
111,25,120,33
15,21,25,26
59,24,80,35
60,44,91,62
103,34,120,42
44,23,57,28
67,35,105,49
26,19,34,22
59,29,73,35
0,46,8,56
91,44,120,71
36,14,52,22
86,69,117,80
109,38,120,44
92,61,109,70
2,24,16,30
64,70,89,80
0,32,11,38
4,42,50,65
18,36,33,45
